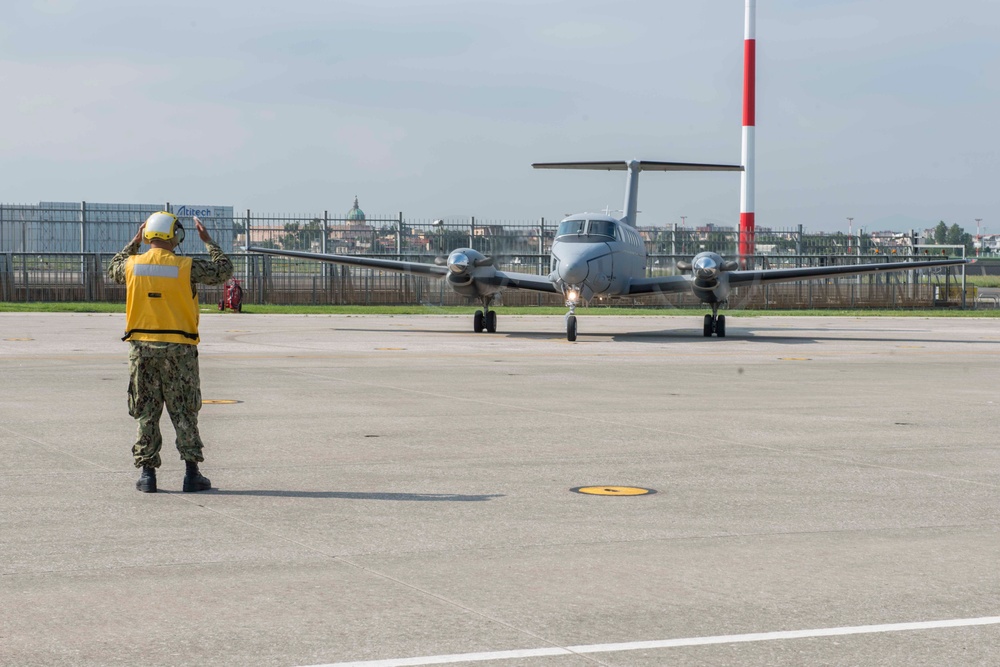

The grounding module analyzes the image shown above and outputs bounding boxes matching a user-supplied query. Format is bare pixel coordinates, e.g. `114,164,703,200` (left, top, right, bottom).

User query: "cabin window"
557,220,585,237
588,220,616,239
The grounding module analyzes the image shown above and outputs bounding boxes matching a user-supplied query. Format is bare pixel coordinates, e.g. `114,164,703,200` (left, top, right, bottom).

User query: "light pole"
976,218,982,257
847,217,853,254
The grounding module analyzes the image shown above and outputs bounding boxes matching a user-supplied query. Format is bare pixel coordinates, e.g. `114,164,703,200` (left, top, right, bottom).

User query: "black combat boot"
183,460,212,492
136,466,157,493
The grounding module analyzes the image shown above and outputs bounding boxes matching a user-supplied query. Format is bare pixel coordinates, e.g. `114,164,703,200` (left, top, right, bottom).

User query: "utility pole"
847,217,854,254
976,218,982,256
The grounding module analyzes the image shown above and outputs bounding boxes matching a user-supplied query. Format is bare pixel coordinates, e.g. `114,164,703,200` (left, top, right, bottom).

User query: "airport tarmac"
2,311,999,667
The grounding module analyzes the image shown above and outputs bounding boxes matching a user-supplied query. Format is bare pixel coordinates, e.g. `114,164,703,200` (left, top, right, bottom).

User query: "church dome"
347,196,365,222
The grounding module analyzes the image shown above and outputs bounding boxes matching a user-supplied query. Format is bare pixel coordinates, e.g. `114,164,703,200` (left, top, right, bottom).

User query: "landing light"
567,289,579,301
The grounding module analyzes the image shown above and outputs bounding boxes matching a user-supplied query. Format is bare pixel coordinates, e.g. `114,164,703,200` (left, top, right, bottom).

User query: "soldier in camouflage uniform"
108,213,233,493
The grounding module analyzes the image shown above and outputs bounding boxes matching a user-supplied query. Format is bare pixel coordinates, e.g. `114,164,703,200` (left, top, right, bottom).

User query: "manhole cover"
571,486,656,496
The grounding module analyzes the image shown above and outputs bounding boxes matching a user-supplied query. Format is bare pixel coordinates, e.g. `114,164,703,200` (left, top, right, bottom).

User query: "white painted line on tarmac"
301,616,1000,667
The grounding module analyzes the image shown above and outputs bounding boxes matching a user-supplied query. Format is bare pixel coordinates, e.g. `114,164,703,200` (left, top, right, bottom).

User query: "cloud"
333,123,407,170
0,59,249,162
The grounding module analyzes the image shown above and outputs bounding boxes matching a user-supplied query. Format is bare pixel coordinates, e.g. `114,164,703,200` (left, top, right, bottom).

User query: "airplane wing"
248,247,562,294
726,258,968,286
625,258,967,295
625,275,696,295
248,247,449,277
483,270,561,293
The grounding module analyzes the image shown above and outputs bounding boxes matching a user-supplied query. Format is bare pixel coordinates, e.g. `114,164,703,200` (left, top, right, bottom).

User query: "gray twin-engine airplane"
250,160,967,341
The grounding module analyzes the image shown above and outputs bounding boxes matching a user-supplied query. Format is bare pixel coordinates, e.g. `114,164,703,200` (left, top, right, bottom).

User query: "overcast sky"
3,0,998,232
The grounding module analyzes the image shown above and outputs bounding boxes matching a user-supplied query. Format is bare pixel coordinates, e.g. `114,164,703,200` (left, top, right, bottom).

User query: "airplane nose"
558,259,588,285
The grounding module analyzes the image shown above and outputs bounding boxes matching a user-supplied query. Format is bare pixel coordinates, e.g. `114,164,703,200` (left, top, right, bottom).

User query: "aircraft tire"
567,315,577,342
703,314,713,337
485,310,497,333
474,310,484,332
717,315,726,337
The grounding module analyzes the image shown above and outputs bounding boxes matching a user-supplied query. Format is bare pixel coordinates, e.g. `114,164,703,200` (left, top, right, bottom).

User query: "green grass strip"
2,302,998,318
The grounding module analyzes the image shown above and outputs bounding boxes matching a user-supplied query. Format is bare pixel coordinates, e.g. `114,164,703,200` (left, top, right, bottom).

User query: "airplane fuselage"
549,214,646,304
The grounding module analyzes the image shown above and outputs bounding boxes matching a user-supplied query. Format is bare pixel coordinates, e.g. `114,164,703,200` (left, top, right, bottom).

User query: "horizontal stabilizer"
532,160,743,172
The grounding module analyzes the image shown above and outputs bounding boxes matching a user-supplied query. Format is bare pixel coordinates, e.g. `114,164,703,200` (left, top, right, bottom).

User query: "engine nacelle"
445,248,499,298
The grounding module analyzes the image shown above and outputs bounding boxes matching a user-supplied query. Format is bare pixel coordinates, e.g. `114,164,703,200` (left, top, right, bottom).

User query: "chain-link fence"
0,249,973,309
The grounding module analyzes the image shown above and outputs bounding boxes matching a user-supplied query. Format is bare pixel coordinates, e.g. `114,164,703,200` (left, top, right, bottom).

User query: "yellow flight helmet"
143,211,185,245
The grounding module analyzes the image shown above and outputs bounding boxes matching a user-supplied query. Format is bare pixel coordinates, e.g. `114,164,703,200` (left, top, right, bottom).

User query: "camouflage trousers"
127,342,204,468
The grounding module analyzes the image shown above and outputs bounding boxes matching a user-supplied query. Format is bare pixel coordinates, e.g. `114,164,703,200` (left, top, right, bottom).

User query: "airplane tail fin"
532,160,742,226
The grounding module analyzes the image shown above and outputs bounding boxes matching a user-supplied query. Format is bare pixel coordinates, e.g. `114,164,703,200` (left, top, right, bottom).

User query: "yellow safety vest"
123,249,200,345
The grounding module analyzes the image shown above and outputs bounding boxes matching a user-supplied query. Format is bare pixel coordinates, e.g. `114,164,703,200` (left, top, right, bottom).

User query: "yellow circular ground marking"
4,338,34,341
202,399,242,405
571,486,656,496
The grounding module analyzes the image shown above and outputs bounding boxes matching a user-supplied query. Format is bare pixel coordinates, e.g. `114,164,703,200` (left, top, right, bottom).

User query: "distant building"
241,197,379,252
0,201,234,254
346,196,366,227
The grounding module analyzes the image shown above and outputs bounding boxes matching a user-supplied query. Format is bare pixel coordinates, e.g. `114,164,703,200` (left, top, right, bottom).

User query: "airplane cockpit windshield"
557,220,586,236
556,219,617,239
588,220,616,239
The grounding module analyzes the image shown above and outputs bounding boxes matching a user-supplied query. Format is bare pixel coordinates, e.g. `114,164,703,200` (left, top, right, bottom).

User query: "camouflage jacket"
107,240,234,288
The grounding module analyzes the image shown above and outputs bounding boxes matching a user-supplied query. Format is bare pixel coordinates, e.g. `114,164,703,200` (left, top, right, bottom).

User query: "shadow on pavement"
197,490,505,501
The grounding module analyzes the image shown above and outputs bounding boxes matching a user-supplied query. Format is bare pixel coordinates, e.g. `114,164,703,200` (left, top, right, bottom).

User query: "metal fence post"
1,253,10,301
397,211,403,256
80,201,87,254
245,209,252,302
796,224,803,267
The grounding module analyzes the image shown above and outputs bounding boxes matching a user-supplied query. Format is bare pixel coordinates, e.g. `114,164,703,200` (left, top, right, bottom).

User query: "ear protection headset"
143,211,185,245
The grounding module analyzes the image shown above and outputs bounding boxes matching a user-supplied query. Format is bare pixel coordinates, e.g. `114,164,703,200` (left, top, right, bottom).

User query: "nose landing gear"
565,292,579,341
703,304,726,337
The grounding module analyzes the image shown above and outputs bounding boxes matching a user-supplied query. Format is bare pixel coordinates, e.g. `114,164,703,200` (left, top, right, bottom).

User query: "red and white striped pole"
739,0,756,264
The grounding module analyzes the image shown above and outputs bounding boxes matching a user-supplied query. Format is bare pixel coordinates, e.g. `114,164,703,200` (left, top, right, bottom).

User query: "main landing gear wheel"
473,309,498,333
567,315,578,342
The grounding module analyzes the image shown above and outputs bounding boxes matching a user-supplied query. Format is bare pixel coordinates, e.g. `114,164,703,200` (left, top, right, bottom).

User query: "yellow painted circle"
202,399,241,405
571,486,656,496
4,338,34,341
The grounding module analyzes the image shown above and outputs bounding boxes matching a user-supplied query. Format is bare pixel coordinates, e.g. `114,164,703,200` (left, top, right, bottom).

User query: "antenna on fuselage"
532,160,743,227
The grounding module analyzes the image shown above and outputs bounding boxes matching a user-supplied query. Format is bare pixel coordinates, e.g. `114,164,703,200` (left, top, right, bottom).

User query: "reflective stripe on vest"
132,263,181,278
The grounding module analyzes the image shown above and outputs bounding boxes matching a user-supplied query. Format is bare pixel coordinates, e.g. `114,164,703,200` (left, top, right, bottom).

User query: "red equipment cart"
219,278,243,312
